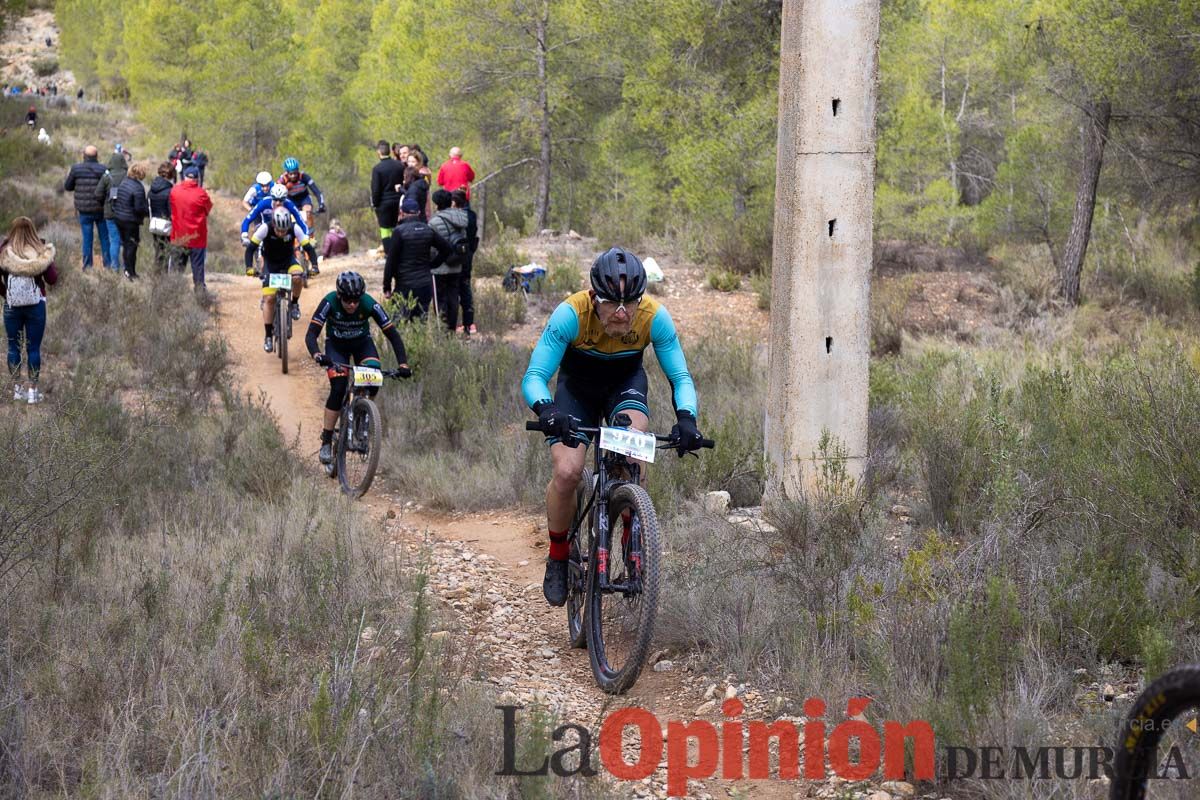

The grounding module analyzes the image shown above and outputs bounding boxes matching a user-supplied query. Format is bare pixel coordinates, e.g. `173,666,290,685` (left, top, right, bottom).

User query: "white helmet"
271,207,292,232
270,184,287,201
256,170,272,186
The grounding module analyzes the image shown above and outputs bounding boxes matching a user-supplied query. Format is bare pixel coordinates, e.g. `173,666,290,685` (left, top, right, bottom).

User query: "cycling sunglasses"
593,294,641,315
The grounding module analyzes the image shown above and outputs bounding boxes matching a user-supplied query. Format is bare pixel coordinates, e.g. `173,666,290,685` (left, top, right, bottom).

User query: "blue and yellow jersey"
521,290,698,416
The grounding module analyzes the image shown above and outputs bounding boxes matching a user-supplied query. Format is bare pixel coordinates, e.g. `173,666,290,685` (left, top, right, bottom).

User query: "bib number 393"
353,366,384,388
268,273,292,290
599,427,656,463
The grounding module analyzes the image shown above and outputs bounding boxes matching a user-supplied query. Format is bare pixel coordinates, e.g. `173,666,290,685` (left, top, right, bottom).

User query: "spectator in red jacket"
321,219,350,260
436,147,475,200
169,166,214,291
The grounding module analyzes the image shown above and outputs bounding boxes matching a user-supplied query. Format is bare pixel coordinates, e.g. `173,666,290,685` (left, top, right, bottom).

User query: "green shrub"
474,284,526,331
705,268,741,292
749,270,770,310
473,216,527,277
32,57,58,77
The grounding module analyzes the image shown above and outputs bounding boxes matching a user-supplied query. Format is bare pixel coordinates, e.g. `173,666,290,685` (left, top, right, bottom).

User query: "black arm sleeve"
383,325,408,365
308,178,325,207
306,296,331,356
370,164,383,208
429,229,452,270
305,321,322,356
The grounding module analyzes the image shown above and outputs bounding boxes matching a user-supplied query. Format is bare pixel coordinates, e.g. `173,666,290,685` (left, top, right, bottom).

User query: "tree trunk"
534,1,551,231
1059,98,1111,306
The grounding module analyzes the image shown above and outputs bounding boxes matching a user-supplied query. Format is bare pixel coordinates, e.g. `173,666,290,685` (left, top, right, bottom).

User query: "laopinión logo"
497,698,1195,796
498,697,935,796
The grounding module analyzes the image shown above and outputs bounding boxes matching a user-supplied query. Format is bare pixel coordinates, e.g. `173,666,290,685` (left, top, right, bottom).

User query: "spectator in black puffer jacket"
94,151,128,269
383,197,452,319
148,161,174,273
63,145,112,270
113,163,149,279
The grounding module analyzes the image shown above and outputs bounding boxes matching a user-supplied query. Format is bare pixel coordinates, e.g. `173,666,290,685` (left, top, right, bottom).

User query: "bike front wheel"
586,482,661,694
1111,663,1200,800
336,396,382,498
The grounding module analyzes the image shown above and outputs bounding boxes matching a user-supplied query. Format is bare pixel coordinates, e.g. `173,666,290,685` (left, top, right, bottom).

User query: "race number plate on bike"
599,427,656,463
268,273,292,290
352,366,384,388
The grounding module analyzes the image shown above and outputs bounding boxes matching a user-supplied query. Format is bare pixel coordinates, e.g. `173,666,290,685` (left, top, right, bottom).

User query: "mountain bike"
323,362,405,498
526,413,714,693
266,272,294,374
1111,663,1200,799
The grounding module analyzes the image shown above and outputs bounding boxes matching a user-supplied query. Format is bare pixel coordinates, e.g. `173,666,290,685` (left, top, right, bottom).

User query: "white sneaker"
27,387,42,405
12,383,24,401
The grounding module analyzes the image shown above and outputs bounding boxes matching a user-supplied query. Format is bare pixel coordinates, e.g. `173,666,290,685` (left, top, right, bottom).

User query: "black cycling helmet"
336,271,365,301
589,247,646,303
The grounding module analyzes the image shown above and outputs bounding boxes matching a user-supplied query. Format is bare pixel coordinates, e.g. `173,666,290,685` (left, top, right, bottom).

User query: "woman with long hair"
0,217,58,404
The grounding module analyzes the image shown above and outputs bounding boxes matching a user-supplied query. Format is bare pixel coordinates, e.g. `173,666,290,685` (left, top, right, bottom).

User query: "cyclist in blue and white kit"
241,184,309,276
241,171,275,213
521,247,706,606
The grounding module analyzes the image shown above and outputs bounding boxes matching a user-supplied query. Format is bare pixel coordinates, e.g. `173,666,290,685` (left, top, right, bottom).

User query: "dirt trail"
206,243,809,799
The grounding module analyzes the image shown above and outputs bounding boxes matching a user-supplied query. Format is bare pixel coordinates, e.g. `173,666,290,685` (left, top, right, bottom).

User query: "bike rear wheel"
586,482,661,694
336,396,381,498
566,467,593,649
1111,663,1200,799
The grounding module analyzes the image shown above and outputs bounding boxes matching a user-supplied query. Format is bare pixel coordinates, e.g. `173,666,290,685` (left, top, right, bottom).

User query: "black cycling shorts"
260,257,303,292
549,367,649,446
324,336,381,411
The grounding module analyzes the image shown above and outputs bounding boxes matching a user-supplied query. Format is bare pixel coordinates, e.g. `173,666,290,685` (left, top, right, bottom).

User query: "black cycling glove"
313,352,331,367
395,364,412,379
670,410,703,457
535,401,579,447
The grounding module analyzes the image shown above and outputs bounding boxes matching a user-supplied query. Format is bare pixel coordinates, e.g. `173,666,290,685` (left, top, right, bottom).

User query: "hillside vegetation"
51,0,1200,305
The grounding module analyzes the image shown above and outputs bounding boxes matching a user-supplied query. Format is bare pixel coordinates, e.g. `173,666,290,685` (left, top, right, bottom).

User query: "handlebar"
324,361,407,379
524,420,714,449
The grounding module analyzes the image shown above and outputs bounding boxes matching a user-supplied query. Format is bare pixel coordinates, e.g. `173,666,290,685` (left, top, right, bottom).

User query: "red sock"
548,529,569,561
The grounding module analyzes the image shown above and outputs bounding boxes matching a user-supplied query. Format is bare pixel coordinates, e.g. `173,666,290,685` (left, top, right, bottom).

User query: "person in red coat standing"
436,147,475,200
169,165,214,290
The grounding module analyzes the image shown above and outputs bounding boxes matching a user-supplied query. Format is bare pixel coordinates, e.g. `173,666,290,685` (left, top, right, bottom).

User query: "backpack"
107,173,119,202
6,274,41,308
444,227,470,266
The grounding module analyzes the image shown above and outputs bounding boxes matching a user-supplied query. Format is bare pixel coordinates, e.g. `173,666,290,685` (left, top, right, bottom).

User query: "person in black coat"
370,140,406,257
383,197,452,319
63,145,112,269
112,163,150,279
401,165,429,223
148,161,175,273
450,190,480,334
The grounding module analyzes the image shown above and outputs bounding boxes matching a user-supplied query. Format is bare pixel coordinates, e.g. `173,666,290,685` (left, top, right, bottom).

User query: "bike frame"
575,432,645,597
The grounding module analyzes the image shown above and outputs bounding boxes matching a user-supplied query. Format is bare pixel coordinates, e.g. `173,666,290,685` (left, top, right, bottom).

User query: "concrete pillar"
765,0,880,499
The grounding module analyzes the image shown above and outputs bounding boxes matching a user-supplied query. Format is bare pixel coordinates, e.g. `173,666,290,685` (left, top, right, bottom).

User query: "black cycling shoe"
319,441,333,464
289,301,301,320
263,335,273,353
543,558,568,607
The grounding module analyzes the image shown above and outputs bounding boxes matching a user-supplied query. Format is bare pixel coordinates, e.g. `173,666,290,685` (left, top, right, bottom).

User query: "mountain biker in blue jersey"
241,185,309,276
279,158,325,277
521,247,706,606
242,171,275,212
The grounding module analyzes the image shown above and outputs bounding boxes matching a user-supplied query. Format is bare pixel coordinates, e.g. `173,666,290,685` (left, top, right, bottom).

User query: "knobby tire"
586,482,661,694
276,291,288,374
1111,663,1200,800
567,468,593,649
337,396,381,498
